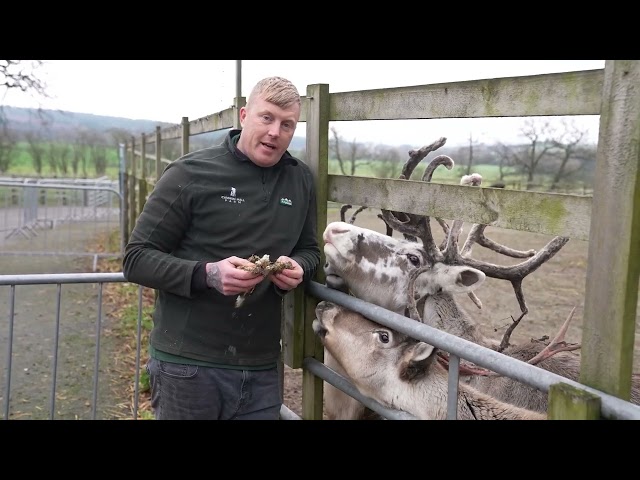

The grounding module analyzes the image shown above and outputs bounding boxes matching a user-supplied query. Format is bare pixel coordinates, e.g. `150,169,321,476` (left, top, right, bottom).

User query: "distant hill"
0,106,174,138
0,105,307,151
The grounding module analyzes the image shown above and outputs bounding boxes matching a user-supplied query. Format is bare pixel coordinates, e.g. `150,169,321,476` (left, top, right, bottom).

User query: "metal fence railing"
2,273,639,420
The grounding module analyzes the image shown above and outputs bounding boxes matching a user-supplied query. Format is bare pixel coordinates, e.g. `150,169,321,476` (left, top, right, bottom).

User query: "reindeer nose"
323,222,351,242
330,226,350,236
316,300,330,314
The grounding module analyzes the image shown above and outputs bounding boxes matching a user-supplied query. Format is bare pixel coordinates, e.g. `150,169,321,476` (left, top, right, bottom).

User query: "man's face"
236,95,300,167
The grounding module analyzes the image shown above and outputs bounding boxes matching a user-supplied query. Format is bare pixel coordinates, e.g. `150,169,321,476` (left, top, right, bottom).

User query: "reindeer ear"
455,268,486,289
434,264,486,294
413,342,435,361
404,342,436,381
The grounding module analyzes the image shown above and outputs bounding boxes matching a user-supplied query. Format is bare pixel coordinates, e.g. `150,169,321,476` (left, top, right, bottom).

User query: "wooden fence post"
155,126,162,182
138,133,148,215
181,117,189,156
548,383,601,420
301,84,330,420
580,60,640,402
128,136,137,237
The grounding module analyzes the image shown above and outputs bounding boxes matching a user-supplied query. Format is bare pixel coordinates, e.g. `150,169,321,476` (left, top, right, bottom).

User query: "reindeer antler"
380,138,570,324
438,306,582,376
380,138,451,262
340,204,367,224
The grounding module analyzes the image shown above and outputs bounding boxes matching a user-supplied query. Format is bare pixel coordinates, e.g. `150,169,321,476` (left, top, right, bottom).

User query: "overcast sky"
2,60,605,147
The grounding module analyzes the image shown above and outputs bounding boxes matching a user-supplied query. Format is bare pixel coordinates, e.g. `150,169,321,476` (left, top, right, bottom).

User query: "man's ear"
239,106,247,127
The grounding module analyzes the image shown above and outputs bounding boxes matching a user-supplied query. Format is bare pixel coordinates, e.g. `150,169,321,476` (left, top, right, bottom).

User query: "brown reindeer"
313,300,546,420
320,137,640,418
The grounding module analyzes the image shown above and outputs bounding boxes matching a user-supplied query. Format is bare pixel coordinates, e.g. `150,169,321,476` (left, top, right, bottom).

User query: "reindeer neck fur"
385,359,545,420
421,292,496,348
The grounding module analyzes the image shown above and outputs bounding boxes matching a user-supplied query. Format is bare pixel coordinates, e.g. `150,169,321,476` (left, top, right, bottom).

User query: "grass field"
4,142,120,178
4,140,587,194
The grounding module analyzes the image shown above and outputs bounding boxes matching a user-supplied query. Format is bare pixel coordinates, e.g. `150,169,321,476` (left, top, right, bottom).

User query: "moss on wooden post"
548,383,601,420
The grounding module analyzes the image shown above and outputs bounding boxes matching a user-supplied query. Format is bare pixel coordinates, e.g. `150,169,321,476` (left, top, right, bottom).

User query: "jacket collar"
225,129,298,166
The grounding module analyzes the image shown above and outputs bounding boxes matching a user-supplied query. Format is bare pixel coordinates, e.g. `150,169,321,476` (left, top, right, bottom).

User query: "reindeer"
320,137,640,418
313,300,546,420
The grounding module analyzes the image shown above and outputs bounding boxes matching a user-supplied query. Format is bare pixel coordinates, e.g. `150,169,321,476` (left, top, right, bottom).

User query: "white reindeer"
320,137,640,418
313,300,546,420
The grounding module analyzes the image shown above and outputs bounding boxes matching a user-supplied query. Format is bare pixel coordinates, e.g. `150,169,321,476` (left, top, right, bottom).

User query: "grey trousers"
146,357,282,420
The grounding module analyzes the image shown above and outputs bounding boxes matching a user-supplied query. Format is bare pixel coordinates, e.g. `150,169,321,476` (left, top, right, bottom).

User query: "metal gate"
0,177,123,269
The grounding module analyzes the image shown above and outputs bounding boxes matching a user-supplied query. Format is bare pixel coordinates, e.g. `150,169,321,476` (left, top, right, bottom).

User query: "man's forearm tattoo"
206,263,224,293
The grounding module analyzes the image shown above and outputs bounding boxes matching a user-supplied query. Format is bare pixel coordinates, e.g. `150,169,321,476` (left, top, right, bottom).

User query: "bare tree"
330,126,369,176
0,123,18,173
464,132,477,176
495,119,595,191
87,131,109,176
25,131,47,175
0,60,47,96
72,129,93,177
1,60,49,127
369,144,402,178
513,119,558,189
547,119,595,191
48,140,71,176
494,142,516,184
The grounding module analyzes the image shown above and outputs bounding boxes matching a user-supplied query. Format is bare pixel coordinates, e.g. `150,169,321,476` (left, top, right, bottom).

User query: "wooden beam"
328,175,592,240
580,60,640,401
330,70,603,121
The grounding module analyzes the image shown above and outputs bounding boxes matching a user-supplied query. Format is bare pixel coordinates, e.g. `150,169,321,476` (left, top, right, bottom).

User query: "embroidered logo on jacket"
279,197,292,207
221,186,245,204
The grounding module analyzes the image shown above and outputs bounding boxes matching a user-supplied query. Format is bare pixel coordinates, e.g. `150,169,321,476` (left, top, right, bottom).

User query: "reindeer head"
323,221,486,314
313,300,437,397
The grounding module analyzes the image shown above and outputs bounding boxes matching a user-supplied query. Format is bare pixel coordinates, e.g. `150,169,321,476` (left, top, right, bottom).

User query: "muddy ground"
1,208,639,419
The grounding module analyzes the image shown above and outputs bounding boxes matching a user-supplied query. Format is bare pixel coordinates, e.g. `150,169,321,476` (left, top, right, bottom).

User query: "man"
123,76,320,420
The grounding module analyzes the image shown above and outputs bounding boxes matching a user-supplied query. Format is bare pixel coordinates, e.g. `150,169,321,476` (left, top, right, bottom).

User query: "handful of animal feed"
235,254,293,308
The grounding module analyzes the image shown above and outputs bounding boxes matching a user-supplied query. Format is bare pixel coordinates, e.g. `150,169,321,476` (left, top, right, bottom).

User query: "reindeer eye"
406,254,420,267
376,331,390,343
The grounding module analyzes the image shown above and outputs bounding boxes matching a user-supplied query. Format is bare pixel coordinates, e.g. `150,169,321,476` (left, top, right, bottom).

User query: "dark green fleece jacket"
123,130,320,366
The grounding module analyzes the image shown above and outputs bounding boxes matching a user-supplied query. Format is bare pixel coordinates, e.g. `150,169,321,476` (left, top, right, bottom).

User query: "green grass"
5,142,120,179
328,160,519,185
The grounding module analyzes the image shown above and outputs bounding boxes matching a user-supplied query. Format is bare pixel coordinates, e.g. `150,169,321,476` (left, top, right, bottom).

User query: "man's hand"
205,257,266,295
269,256,303,291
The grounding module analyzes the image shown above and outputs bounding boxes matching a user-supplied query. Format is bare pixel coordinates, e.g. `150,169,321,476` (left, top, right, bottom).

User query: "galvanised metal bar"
134,285,144,420
91,284,104,420
0,252,121,258
3,286,16,420
0,273,126,286
303,357,419,420
50,284,62,420
447,354,460,420
307,281,640,420
1,273,127,420
0,181,121,197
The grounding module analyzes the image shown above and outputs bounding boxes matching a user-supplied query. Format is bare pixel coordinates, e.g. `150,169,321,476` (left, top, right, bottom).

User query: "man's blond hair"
247,76,301,110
